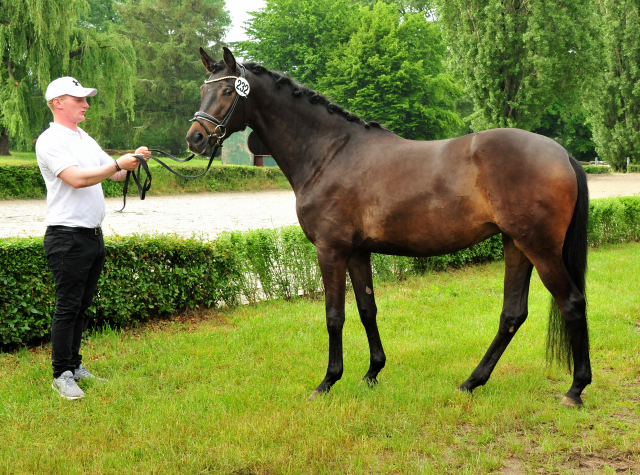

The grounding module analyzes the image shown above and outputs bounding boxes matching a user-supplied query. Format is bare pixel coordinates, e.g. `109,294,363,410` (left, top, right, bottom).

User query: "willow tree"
435,0,597,132
0,0,136,155
585,0,640,170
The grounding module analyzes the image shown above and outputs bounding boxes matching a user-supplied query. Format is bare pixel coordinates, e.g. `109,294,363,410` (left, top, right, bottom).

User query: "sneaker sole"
51,383,84,400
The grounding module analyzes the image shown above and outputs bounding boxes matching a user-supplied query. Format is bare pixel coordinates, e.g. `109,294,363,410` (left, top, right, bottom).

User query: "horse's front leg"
348,251,385,385
309,245,349,400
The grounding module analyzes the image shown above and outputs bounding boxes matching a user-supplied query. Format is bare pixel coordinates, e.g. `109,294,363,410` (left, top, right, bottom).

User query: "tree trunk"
0,129,10,156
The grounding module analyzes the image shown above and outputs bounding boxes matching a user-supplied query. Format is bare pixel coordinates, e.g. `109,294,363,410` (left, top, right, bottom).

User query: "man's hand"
134,146,150,156
115,146,150,172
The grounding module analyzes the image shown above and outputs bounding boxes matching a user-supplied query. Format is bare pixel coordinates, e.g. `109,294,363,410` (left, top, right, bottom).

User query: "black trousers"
44,227,105,378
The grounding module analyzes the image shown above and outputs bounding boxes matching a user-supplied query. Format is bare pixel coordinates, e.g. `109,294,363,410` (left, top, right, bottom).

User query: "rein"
117,64,248,212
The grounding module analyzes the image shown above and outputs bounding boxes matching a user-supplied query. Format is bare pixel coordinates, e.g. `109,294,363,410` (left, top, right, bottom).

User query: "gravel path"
0,190,298,238
1,174,638,239
585,173,640,199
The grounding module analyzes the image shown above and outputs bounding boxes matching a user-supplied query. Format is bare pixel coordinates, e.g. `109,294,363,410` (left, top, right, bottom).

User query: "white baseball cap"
45,77,97,102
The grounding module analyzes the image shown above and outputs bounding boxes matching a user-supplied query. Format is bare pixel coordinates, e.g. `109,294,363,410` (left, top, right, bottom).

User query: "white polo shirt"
36,122,114,228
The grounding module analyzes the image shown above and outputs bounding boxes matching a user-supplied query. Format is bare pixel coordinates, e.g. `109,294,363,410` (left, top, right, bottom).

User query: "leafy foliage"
0,234,241,345
114,0,230,153
362,0,434,14
319,2,462,140
239,1,462,140
588,196,640,247
581,165,612,174
0,164,47,199
584,0,640,171
436,0,597,132
0,225,504,345
532,100,597,161
0,0,136,151
236,0,360,88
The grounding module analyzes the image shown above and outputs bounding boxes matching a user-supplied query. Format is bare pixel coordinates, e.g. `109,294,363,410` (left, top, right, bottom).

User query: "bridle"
117,64,249,212
190,63,248,152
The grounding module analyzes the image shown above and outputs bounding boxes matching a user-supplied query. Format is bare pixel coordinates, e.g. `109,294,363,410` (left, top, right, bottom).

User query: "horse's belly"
358,200,498,257
358,221,499,257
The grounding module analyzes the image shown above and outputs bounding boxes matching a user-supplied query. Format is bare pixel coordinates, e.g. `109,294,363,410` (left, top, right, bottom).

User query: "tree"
584,0,640,170
533,100,596,162
435,0,597,132
235,0,360,88
0,0,136,155
360,0,434,15
319,2,462,140
115,0,230,153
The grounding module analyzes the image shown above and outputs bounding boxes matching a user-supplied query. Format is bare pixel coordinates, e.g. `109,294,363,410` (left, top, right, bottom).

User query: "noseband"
190,63,248,150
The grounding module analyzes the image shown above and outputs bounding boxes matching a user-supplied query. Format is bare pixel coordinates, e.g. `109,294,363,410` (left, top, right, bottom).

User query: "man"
36,76,149,400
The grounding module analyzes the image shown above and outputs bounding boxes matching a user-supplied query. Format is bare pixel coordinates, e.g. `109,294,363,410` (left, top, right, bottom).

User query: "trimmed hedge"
0,229,503,346
588,196,640,246
582,165,612,174
1,196,640,346
0,164,47,199
0,234,240,345
0,162,289,200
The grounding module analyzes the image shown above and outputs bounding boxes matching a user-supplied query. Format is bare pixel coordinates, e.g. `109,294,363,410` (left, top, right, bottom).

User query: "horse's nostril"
188,131,205,148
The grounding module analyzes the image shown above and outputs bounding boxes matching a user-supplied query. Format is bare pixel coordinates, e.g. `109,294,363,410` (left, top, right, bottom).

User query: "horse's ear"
223,47,237,72
199,47,216,73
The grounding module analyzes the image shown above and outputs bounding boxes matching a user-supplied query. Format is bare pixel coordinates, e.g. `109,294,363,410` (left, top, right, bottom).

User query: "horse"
186,47,591,407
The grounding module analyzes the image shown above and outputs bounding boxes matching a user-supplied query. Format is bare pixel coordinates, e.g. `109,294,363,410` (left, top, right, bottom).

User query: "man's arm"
58,147,150,188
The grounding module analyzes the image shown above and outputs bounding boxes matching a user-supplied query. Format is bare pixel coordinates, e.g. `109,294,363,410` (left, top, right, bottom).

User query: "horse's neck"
247,83,355,193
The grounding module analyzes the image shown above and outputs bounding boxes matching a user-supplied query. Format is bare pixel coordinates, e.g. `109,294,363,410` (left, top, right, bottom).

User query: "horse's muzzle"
186,128,209,155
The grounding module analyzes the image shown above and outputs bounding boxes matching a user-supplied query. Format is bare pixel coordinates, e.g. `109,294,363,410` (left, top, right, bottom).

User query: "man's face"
53,95,89,124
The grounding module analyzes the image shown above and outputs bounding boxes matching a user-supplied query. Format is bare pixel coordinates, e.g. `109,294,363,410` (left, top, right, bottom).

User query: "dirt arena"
0,173,638,239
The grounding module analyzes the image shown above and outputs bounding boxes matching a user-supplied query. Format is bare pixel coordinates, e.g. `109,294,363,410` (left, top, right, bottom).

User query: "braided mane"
209,60,383,130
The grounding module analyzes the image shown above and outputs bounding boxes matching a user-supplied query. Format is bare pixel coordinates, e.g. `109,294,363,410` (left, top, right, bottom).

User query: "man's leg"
70,234,105,370
44,230,104,378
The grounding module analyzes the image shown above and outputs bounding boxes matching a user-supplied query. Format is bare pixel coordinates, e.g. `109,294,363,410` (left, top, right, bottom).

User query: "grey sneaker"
52,371,85,400
73,364,105,382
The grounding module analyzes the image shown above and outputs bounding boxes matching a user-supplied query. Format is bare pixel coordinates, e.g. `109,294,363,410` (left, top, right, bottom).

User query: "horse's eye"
224,87,233,95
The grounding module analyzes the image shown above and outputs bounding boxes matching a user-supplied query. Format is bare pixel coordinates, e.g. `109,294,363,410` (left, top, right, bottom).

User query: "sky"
224,0,267,44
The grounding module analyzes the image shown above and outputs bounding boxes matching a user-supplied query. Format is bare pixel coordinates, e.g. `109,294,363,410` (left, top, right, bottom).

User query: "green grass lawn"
1,242,638,474
0,151,38,165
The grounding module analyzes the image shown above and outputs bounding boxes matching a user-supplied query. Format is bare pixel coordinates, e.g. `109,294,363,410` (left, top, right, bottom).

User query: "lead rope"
118,139,222,212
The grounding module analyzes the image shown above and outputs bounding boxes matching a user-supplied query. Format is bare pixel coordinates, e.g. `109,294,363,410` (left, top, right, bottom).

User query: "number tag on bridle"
235,77,250,97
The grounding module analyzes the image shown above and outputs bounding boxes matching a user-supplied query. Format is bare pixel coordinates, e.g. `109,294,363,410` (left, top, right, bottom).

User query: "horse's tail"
546,154,589,370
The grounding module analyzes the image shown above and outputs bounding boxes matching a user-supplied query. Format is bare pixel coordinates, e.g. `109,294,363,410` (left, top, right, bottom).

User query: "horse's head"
186,47,249,155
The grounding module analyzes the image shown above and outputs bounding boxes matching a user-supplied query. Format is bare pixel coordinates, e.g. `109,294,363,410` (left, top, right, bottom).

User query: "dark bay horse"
187,47,591,407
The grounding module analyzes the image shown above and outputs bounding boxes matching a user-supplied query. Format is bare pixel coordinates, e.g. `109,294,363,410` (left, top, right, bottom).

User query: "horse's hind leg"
459,235,534,393
348,251,385,384
530,254,591,406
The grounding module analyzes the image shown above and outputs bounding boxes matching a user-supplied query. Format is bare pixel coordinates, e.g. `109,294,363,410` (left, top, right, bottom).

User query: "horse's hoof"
457,384,473,394
308,390,322,401
361,377,378,387
560,396,583,408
